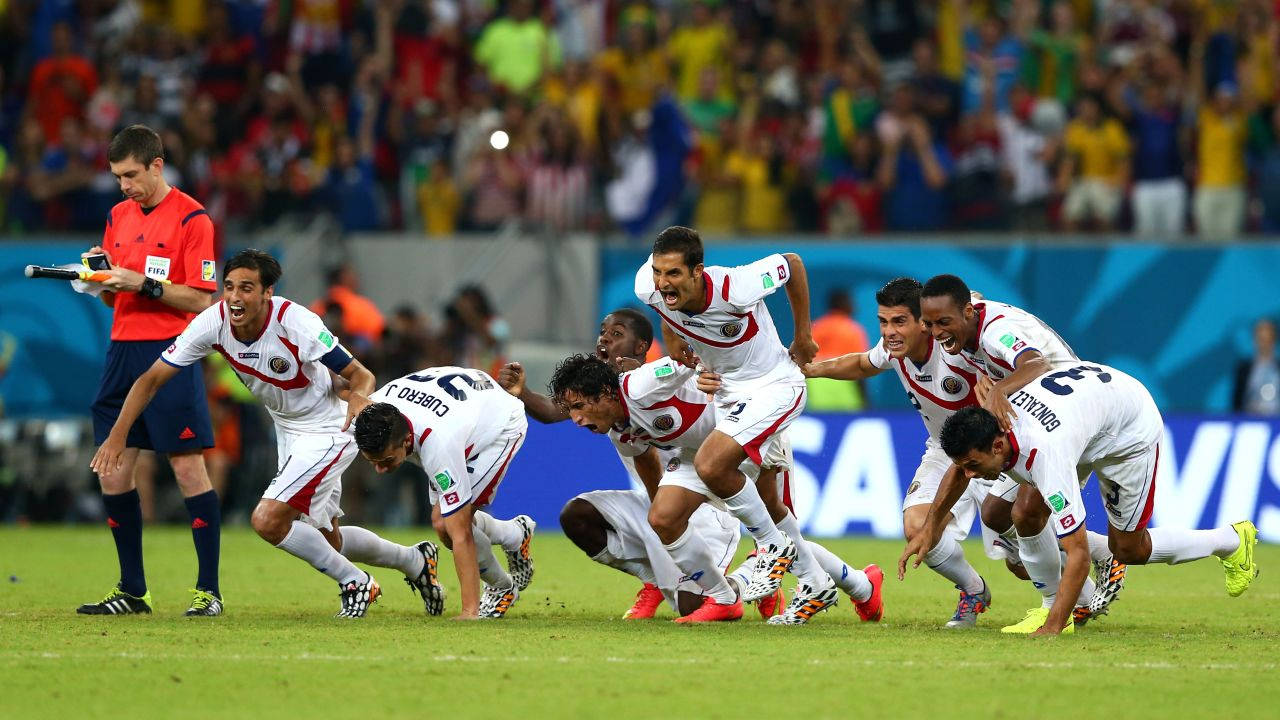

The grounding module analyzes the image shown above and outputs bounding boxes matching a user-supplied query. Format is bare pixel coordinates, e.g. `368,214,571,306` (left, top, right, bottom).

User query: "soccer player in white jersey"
549,353,881,624
498,309,768,620
916,273,1127,626
352,367,534,620
937,365,1260,635
634,227,836,614
90,250,443,619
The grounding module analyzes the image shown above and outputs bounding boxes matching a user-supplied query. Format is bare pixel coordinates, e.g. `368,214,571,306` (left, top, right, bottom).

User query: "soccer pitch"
1,527,1274,719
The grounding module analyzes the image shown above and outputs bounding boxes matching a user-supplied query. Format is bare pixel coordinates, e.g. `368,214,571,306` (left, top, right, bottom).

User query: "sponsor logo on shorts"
201,260,216,282
269,356,291,374
720,322,741,337
906,480,921,496
678,570,704,583
666,457,681,472
942,376,962,394
761,273,775,289
1047,491,1069,512
654,365,674,378
444,491,459,504
318,331,335,349
654,414,675,431
434,470,454,491
238,352,260,359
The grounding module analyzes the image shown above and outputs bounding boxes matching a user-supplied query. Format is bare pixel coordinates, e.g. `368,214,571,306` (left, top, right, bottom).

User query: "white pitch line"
0,651,1274,672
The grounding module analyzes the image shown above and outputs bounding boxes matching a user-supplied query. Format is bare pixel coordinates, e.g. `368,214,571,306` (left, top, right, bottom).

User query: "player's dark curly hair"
921,274,972,311
108,124,164,166
652,226,704,270
875,277,923,319
605,307,654,347
353,402,410,454
225,248,283,289
940,406,1002,458
547,354,621,408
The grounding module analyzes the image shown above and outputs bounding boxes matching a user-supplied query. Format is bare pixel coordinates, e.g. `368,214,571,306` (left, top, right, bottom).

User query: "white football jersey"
961,299,1077,381
869,335,986,443
999,362,1162,536
610,357,717,457
370,367,524,515
635,253,802,395
163,296,351,433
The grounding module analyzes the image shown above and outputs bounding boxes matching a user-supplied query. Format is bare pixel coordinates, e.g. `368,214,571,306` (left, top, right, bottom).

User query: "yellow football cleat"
1222,521,1259,598
1000,606,1074,635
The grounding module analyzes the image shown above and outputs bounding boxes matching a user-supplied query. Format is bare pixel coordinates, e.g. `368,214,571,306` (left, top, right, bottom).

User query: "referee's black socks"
184,490,222,598
103,489,146,597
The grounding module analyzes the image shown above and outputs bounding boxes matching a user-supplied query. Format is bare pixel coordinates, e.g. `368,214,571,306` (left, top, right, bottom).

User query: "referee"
77,125,223,616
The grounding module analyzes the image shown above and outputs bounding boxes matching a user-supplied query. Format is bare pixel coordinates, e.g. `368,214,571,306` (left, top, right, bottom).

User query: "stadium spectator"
1193,82,1247,239
962,12,1023,114
878,113,952,231
442,285,509,376
28,22,98,144
997,84,1055,231
667,1,732,102
1249,105,1280,232
473,0,561,94
1059,93,1130,231
312,263,386,351
1119,57,1188,237
807,289,870,411
1233,318,1280,416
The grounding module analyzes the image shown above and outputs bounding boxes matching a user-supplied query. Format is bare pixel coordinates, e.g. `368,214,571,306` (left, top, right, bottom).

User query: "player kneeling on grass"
92,250,444,619
930,364,1259,637
353,368,534,620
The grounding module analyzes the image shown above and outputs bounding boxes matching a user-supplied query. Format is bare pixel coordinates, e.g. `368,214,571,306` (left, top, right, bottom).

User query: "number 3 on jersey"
407,371,493,401
1040,365,1112,396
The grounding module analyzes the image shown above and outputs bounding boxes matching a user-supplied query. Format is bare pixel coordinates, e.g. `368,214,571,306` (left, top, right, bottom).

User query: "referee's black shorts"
91,339,214,453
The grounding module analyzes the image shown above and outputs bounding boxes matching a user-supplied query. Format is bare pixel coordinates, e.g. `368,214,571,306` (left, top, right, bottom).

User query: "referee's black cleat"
77,585,153,615
184,588,224,617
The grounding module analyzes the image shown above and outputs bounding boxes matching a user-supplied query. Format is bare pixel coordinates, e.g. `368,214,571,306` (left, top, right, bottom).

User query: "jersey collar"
1001,429,1021,471
228,297,275,346
684,271,713,315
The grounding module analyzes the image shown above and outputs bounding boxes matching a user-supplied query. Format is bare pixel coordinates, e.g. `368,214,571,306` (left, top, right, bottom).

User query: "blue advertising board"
487,411,1280,543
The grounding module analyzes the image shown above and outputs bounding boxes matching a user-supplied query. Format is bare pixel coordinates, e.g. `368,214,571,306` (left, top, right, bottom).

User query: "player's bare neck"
684,278,709,314
231,313,269,342
907,343,929,365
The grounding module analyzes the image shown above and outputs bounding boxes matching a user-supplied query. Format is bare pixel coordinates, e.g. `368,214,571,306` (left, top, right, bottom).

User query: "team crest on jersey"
654,414,675,431
720,322,741,337
942,376,962,394
269,356,291,374
907,481,921,496
666,457,681,472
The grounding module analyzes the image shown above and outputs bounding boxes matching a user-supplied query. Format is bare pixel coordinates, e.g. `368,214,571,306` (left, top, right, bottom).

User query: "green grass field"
1,526,1274,719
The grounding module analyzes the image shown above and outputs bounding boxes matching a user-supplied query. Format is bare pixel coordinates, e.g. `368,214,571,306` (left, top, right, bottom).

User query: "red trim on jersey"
474,435,523,506
654,307,761,348
941,357,979,386
1024,448,1038,470
218,301,225,321
618,374,633,421
742,392,805,465
465,444,475,460
288,442,349,513
1134,445,1159,531
643,393,708,443
896,357,975,410
695,271,713,313
1003,432,1022,471
213,334,310,390
780,470,794,514
720,275,730,302
241,301,275,344
987,352,1016,373
418,427,432,446
277,299,293,322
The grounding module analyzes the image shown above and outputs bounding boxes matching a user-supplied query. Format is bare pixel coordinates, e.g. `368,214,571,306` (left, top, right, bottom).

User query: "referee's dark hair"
652,226,704,271
939,406,1002,459
354,403,410,454
607,307,654,347
920,274,972,311
547,354,621,408
225,249,282,289
108,124,164,167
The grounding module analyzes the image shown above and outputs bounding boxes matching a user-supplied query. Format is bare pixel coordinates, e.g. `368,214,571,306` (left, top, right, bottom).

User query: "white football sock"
664,526,736,604
923,533,985,594
807,541,872,600
1078,576,1096,606
1086,531,1112,562
721,480,785,548
472,525,513,588
591,547,658,585
339,526,423,577
726,554,756,593
1017,523,1062,608
777,513,832,588
277,521,364,585
1146,526,1240,564
473,511,525,552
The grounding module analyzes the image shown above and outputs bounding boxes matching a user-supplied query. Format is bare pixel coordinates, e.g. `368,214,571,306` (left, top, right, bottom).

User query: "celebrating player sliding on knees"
92,250,445,619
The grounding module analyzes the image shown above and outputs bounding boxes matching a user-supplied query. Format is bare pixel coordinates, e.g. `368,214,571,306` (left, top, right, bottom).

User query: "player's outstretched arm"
661,322,697,368
781,253,818,366
1035,524,1090,637
898,464,969,580
89,359,181,475
338,358,376,430
802,352,883,381
443,503,482,619
983,351,1053,431
498,362,569,423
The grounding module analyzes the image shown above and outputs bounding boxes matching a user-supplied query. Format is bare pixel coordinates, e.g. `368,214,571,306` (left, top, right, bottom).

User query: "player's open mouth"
939,334,957,351
885,338,905,353
660,289,680,307
596,344,609,359
228,304,246,320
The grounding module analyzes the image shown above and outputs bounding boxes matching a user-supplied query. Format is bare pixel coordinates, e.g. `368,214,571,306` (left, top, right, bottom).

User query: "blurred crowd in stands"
3,0,1280,238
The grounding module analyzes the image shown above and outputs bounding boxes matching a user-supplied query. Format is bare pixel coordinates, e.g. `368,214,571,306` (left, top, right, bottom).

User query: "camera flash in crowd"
489,130,510,151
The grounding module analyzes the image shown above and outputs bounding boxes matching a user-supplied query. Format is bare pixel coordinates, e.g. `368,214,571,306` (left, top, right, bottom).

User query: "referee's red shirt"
102,187,218,341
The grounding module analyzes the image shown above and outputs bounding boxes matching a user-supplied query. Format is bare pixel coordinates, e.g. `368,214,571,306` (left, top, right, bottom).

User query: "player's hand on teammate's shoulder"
497,362,526,396
343,392,372,431
974,374,995,405
695,369,722,396
788,335,819,367
613,356,642,373
981,389,1016,432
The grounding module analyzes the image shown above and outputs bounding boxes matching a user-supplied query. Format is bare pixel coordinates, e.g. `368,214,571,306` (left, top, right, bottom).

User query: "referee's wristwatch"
138,276,166,300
